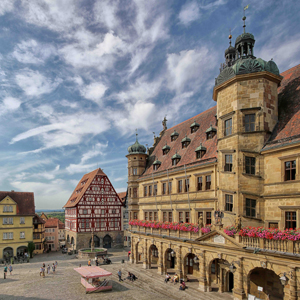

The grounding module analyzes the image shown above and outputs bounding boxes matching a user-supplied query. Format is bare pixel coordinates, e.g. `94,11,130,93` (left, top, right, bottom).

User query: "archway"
165,248,176,271
89,235,100,248
208,258,229,292
149,244,158,269
70,237,74,245
227,271,234,293
186,253,195,275
3,247,13,259
17,246,27,256
103,234,112,248
248,267,283,300
67,235,70,243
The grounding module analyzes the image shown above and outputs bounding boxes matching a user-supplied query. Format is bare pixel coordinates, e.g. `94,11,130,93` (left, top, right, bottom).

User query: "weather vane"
243,4,249,33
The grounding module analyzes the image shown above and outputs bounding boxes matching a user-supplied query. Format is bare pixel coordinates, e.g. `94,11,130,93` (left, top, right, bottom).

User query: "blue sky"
0,0,299,209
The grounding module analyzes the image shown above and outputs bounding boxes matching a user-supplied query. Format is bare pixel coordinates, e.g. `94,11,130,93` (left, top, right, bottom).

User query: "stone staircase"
106,262,233,300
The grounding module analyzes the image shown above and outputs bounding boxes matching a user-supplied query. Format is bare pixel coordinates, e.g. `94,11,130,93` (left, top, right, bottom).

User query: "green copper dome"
190,119,200,128
170,130,179,137
235,32,255,45
162,143,171,150
153,159,161,165
128,136,146,154
181,135,191,143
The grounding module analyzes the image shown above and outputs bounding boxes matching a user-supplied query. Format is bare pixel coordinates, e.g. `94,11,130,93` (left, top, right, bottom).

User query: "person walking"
42,263,45,277
4,265,7,279
40,266,43,277
88,259,91,266
8,265,13,275
55,261,58,269
117,269,123,282
52,263,55,274
47,265,50,275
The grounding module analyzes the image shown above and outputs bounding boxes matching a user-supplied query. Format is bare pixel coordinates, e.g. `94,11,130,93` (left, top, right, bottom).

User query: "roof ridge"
280,63,300,76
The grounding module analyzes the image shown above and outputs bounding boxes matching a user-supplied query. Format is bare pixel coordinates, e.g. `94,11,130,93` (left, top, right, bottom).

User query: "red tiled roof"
0,191,35,215
141,106,217,178
59,221,65,229
263,64,300,150
45,218,59,228
118,192,126,200
63,168,106,208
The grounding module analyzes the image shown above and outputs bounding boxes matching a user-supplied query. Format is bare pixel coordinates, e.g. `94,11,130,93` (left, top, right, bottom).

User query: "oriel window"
245,156,256,175
224,155,233,172
224,118,232,136
285,160,296,181
245,114,255,132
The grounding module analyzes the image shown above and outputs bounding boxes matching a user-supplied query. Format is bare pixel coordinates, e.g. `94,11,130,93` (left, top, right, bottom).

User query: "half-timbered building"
64,168,124,250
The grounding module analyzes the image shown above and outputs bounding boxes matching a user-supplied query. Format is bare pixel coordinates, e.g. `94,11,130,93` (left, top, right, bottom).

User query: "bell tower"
213,12,282,227
126,133,148,221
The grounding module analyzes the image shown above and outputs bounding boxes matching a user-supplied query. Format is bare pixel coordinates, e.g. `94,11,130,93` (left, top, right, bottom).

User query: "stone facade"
127,42,300,299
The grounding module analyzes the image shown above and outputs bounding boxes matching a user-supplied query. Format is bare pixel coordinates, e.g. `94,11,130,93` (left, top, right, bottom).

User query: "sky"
0,0,299,210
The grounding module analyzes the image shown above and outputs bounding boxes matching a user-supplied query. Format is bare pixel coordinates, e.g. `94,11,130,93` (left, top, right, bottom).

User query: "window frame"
245,198,256,218
225,194,233,212
162,183,166,195
285,211,296,229
224,154,233,172
197,177,202,191
245,156,256,175
178,180,183,193
224,118,232,136
205,175,211,190
284,160,296,181
244,113,255,132
184,179,189,192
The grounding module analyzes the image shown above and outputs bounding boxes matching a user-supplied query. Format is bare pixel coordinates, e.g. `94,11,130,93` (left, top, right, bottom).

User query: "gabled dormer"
190,120,200,133
171,152,181,166
171,130,179,142
181,135,191,149
153,158,161,171
195,143,207,159
206,125,217,140
162,143,171,155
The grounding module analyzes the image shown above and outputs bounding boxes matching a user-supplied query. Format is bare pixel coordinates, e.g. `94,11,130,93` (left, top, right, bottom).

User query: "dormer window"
170,130,179,142
190,120,200,133
195,143,207,159
153,159,161,171
181,135,191,149
162,143,170,155
172,152,181,166
206,125,217,140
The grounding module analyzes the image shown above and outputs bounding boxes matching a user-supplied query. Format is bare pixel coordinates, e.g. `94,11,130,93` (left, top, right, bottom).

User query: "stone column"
289,267,297,300
233,257,246,300
218,267,223,293
130,238,135,264
143,239,148,269
100,237,103,248
176,246,183,280
157,242,164,275
198,250,207,292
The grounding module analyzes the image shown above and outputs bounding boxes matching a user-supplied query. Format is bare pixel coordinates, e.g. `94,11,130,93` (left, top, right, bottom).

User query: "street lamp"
193,256,199,263
171,250,175,257
279,273,288,286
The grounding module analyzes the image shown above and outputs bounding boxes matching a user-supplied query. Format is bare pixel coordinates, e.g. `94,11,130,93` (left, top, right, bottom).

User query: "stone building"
64,168,124,250
44,218,61,251
128,19,300,300
0,191,35,259
118,191,130,247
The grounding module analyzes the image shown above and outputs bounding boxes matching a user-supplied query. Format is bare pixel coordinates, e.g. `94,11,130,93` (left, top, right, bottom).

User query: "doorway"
103,235,112,248
187,254,194,274
228,272,234,292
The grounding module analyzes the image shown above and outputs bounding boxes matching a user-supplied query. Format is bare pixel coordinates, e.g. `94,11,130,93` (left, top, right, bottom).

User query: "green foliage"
38,212,65,223
28,241,35,258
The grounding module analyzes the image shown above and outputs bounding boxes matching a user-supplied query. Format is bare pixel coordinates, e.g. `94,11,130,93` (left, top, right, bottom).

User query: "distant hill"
36,209,64,212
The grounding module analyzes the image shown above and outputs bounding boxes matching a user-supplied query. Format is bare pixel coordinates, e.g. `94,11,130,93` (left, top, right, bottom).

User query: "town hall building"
127,17,300,300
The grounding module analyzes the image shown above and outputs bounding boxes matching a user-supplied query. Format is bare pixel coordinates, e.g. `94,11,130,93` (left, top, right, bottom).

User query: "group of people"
39,261,57,277
164,273,187,290
117,270,137,282
3,265,13,279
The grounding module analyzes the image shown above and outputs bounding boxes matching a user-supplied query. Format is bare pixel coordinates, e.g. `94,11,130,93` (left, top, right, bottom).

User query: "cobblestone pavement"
0,249,233,300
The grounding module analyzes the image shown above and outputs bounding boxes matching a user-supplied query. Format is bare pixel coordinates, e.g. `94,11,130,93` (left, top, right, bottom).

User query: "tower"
126,134,148,220
213,13,282,226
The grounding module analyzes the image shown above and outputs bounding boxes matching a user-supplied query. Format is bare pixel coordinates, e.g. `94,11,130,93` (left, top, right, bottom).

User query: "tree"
28,242,35,258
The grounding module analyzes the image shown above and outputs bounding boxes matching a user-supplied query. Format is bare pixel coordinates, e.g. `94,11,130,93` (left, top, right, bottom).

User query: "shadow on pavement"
0,278,18,284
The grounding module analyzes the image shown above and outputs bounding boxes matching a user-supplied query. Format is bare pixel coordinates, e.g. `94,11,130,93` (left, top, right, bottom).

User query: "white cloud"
12,39,56,64
10,113,111,151
15,69,61,97
0,0,15,15
179,1,200,26
167,47,217,93
94,0,119,30
0,97,22,115
80,82,108,105
81,142,108,163
60,100,78,108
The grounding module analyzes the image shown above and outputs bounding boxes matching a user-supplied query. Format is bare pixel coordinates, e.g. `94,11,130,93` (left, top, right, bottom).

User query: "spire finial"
243,4,249,33
229,28,232,46
135,129,138,142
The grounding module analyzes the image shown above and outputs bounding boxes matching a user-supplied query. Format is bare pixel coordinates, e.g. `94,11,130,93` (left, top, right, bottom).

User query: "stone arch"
70,236,74,245
89,235,100,248
103,234,112,248
183,252,198,276
247,267,284,299
148,244,159,269
165,248,176,272
17,246,27,256
207,257,230,292
3,247,13,259
67,235,70,243
225,269,234,293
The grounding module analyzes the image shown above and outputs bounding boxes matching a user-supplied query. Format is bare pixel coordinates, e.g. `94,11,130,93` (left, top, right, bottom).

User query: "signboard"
213,235,225,244
248,295,256,300
258,286,263,292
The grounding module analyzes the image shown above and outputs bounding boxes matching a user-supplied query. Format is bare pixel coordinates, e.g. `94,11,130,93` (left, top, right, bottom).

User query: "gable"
195,229,243,249
0,195,17,205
